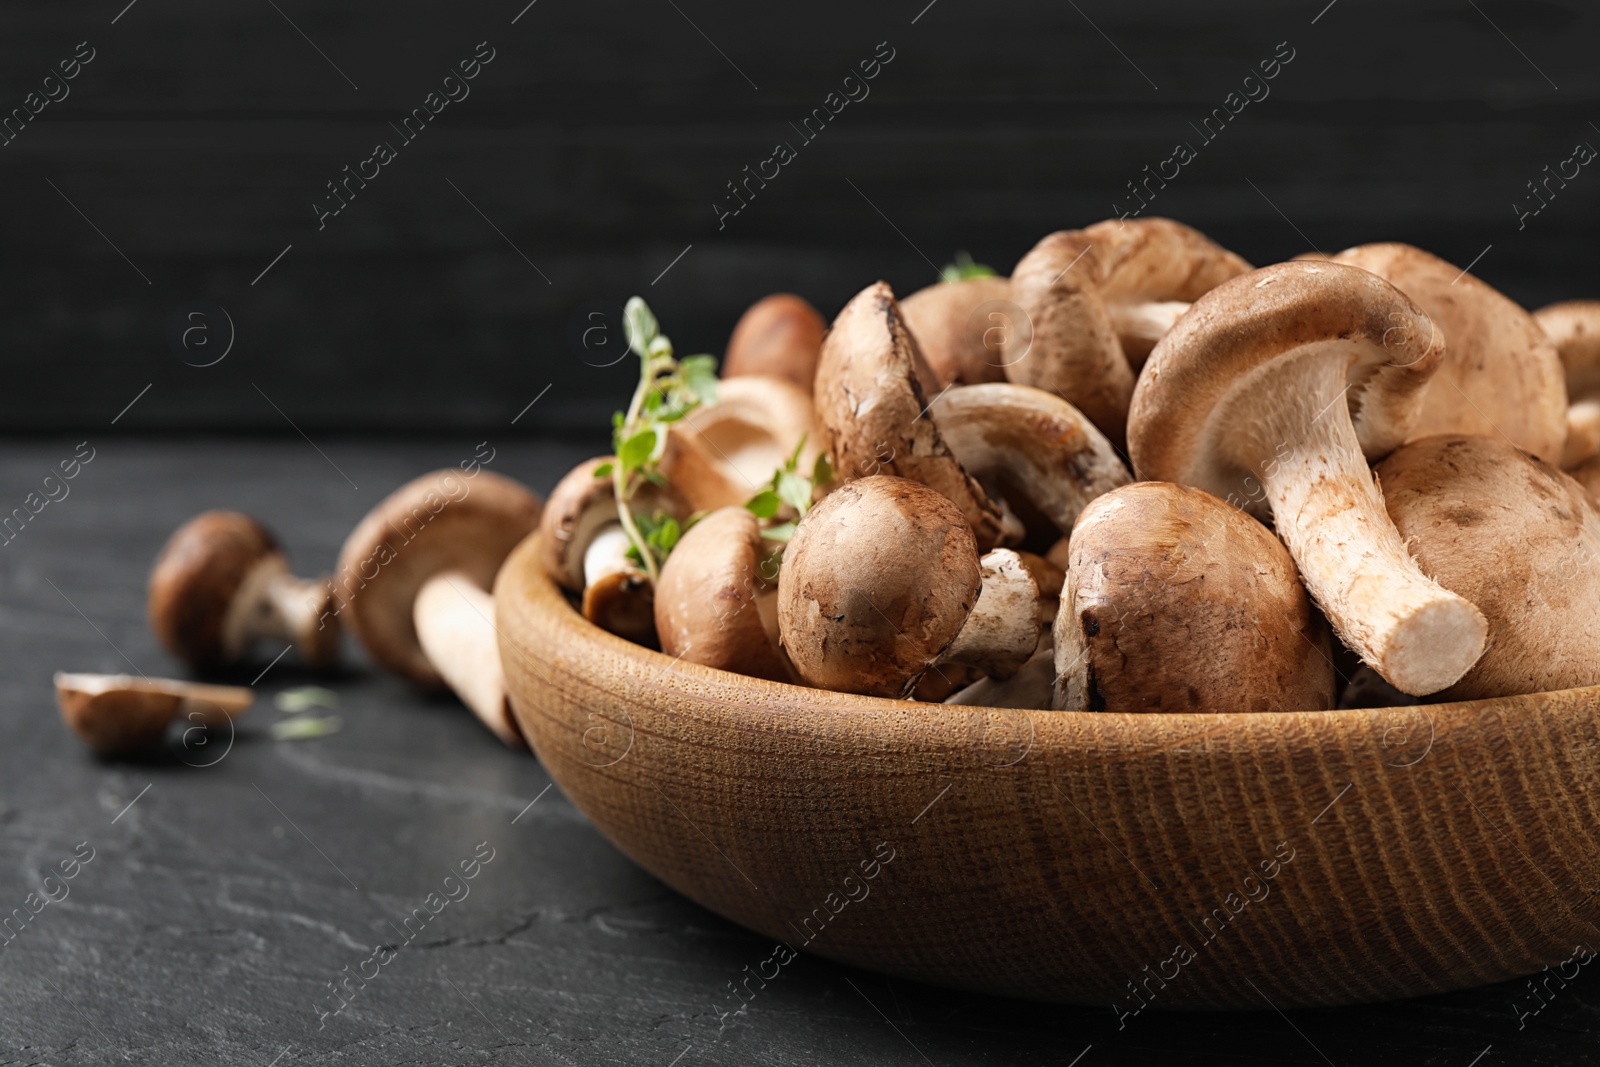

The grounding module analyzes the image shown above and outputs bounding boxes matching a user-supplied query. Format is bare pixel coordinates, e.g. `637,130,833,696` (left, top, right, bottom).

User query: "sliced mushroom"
538,457,690,646
1533,300,1600,467
1005,218,1250,447
900,274,1014,388
930,382,1131,544
654,507,790,682
722,294,826,394
1377,434,1600,701
54,672,252,756
1333,243,1567,464
813,281,1008,550
1129,261,1487,696
777,476,1039,698
1053,482,1335,713
668,375,817,510
336,469,541,747
148,511,339,673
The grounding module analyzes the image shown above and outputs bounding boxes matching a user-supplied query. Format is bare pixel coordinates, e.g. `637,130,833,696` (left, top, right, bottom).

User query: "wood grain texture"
497,531,1600,1010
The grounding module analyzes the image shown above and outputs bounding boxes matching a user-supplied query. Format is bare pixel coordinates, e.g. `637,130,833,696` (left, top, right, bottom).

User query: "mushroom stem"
413,571,521,747
941,550,1041,680
1566,399,1600,469
1252,365,1487,695
1108,299,1190,369
234,562,338,667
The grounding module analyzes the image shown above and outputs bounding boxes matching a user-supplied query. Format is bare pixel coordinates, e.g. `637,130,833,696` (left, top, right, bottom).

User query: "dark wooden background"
3,0,1597,436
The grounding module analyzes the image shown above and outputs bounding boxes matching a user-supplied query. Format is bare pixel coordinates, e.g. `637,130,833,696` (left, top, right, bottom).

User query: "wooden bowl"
496,533,1600,1010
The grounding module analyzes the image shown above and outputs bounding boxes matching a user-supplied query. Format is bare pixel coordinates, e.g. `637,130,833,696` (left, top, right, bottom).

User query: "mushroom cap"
1129,260,1442,509
933,382,1130,541
778,476,981,698
1006,218,1251,444
899,275,1014,388
337,469,541,685
1054,482,1335,714
54,672,252,756
722,294,826,394
537,458,687,592
674,375,818,506
1377,434,1600,701
813,281,1005,550
655,507,789,682
148,511,284,669
1334,243,1567,463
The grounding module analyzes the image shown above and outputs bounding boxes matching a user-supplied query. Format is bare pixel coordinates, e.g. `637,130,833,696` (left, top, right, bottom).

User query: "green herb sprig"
594,297,717,585
745,436,833,578
940,251,997,283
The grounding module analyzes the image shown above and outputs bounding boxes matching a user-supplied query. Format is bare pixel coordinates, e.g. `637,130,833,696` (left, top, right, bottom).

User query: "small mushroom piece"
1053,483,1335,713
1129,261,1488,696
777,476,1039,698
931,382,1131,544
947,647,1055,710
1377,434,1600,701
1533,300,1600,467
54,672,252,756
149,511,339,673
1005,218,1251,446
537,457,690,645
813,281,1007,550
1334,243,1567,464
668,375,818,510
722,294,826,394
900,274,1014,388
336,469,541,747
654,507,790,682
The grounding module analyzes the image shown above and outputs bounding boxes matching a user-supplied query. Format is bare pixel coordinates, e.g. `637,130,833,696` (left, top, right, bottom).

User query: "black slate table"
1,437,1593,1066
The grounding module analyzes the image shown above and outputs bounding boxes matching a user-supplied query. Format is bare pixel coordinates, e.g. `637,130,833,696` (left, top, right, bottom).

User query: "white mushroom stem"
941,550,1041,680
584,525,637,588
1248,360,1487,695
1109,300,1190,369
413,572,519,747
1565,399,1600,468
223,556,329,655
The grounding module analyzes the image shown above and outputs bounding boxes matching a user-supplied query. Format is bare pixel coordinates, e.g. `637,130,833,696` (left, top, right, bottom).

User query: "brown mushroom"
667,375,817,511
722,294,826,393
1053,482,1335,713
54,672,252,756
149,511,339,673
1005,218,1251,447
1533,300,1600,467
777,476,1039,698
1333,242,1567,464
930,382,1131,545
899,274,1014,388
537,457,690,645
1129,261,1487,696
813,281,1008,550
335,469,540,747
654,507,790,682
1377,434,1600,701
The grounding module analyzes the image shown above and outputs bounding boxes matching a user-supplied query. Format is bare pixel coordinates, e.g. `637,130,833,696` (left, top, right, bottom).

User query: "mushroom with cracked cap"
1004,217,1251,446
1128,260,1488,696
815,282,1129,551
1053,482,1335,713
722,294,826,394
538,457,691,645
54,672,252,756
336,469,540,747
777,476,1040,699
1333,242,1567,464
1377,434,1600,701
148,510,340,673
1533,300,1600,467
654,506,790,682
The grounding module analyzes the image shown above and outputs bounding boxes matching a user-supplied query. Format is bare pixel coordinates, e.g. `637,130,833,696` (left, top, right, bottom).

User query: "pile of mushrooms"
59,214,1600,760
543,218,1600,715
